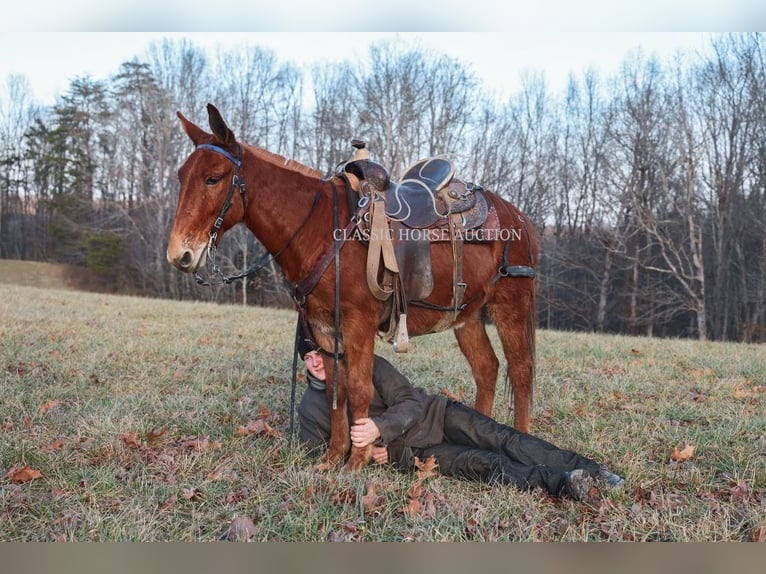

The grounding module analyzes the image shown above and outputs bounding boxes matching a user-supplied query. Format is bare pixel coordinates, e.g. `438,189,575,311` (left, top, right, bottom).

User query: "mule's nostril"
180,250,193,268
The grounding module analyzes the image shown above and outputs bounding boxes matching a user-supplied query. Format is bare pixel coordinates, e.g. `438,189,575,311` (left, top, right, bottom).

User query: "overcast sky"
1,1,763,108
0,32,717,108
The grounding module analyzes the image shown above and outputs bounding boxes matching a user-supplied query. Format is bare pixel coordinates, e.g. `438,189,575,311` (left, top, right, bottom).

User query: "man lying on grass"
296,336,625,502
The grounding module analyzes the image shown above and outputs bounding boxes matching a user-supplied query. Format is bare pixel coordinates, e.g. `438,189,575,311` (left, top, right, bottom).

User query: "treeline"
1,34,765,342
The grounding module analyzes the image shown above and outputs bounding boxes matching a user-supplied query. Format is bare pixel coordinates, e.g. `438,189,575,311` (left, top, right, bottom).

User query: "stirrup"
393,313,409,353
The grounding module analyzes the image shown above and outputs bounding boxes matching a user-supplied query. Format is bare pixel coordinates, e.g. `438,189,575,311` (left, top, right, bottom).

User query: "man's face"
303,350,326,381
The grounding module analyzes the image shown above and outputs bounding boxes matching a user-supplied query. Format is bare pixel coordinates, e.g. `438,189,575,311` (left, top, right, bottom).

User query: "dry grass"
1,283,764,541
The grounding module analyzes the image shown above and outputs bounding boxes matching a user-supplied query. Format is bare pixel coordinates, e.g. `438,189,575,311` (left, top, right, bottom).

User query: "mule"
167,104,538,470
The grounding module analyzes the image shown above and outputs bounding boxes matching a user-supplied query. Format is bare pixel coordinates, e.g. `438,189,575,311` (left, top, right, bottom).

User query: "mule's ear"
176,111,209,146
207,103,235,146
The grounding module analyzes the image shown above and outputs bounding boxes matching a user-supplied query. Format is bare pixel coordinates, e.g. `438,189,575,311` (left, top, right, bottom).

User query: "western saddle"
337,140,498,352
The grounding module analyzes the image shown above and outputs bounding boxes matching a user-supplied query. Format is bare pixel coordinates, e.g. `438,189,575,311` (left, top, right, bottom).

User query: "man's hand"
371,445,388,464
350,417,380,448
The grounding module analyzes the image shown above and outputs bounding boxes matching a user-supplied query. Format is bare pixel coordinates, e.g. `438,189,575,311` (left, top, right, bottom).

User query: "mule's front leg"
322,354,350,467
344,344,375,472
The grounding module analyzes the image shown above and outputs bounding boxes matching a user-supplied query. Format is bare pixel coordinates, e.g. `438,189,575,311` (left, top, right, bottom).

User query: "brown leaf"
361,483,384,515
37,399,61,417
440,387,464,402
206,459,232,482
157,495,177,512
44,438,67,452
146,426,168,447
262,421,281,438
414,455,439,480
331,488,356,506
9,465,43,483
419,491,438,519
178,435,221,452
687,391,708,403
235,419,267,437
182,487,203,501
226,516,259,541
258,403,271,418
729,480,750,502
407,481,423,500
670,444,695,462
399,497,420,518
120,432,143,449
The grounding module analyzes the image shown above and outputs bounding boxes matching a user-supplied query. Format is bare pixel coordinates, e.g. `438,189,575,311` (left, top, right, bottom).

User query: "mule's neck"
241,146,341,284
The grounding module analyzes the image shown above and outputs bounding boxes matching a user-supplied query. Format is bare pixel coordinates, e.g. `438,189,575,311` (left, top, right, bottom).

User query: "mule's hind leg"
454,313,500,416
488,279,536,433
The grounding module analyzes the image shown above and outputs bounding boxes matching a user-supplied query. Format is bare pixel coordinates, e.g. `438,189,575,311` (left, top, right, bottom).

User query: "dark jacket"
298,355,448,469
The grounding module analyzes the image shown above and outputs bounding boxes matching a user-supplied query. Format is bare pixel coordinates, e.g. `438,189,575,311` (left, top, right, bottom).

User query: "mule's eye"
205,175,223,186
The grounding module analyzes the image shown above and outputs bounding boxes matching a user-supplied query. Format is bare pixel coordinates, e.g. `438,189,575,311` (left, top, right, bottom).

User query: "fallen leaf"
407,481,423,500
414,455,439,480
361,483,384,515
258,403,271,418
178,435,221,452
729,480,750,502
120,432,143,449
146,426,168,447
670,444,695,462
687,391,708,403
235,419,267,437
37,399,61,417
399,497,420,518
44,438,67,452
226,516,259,541
157,495,177,512
440,387,464,402
206,460,233,482
732,384,754,399
9,465,43,483
182,487,203,500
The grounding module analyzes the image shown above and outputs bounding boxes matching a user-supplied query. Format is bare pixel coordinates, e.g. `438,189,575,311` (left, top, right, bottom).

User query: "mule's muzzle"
167,245,205,273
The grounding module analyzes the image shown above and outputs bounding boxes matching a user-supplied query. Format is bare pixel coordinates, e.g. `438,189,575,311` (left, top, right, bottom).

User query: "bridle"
192,143,252,286
191,142,325,287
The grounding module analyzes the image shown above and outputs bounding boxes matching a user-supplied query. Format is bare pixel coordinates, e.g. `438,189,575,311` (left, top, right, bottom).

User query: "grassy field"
1,282,764,541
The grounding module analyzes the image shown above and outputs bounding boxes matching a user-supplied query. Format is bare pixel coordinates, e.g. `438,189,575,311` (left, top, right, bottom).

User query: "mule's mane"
247,144,324,179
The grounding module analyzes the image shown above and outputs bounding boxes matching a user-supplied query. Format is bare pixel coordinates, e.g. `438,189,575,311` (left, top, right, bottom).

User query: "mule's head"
167,104,245,273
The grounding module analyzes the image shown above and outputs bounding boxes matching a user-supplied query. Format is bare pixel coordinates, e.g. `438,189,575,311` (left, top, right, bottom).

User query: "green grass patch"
1,284,764,541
